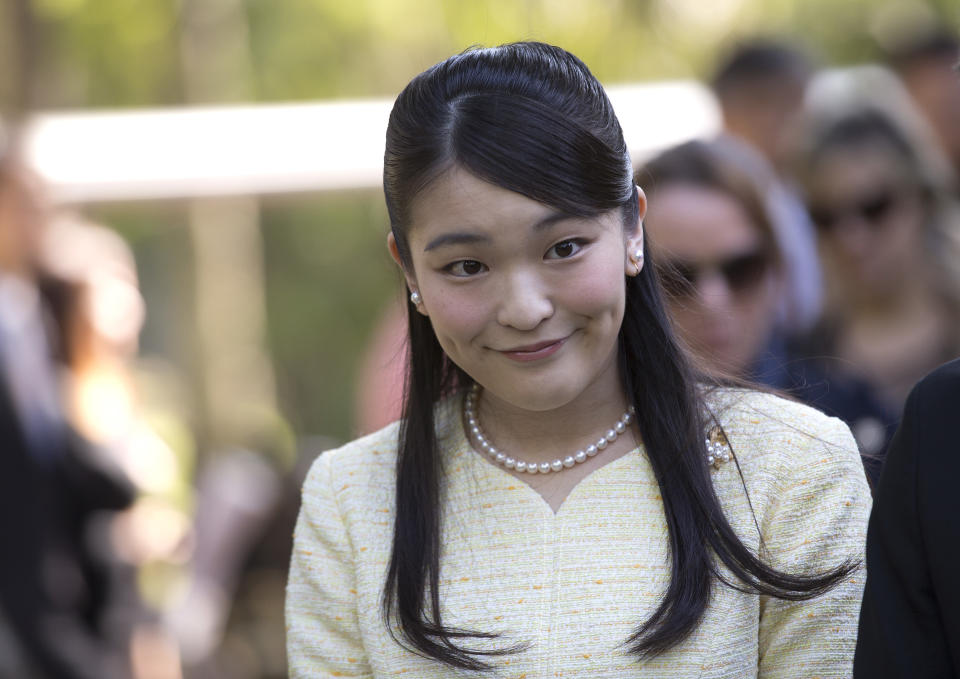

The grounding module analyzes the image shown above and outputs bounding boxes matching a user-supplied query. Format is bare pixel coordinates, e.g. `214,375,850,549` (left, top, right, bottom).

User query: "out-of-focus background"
0,1,957,678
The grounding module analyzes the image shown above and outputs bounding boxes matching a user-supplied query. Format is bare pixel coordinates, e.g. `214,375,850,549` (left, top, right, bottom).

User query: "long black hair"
382,41,855,671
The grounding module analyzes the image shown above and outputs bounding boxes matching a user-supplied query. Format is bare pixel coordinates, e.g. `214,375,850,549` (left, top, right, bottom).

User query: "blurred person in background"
638,139,787,382
885,25,960,185
0,141,137,678
710,38,823,333
40,213,184,679
711,38,813,177
41,214,291,679
795,101,960,471
40,214,147,445
165,446,283,679
638,138,895,485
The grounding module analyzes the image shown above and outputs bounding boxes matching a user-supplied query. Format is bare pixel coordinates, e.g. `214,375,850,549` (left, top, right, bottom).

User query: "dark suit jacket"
0,370,135,679
854,358,960,678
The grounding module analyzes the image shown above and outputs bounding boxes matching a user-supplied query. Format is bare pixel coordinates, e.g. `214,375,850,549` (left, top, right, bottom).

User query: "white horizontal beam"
22,81,720,204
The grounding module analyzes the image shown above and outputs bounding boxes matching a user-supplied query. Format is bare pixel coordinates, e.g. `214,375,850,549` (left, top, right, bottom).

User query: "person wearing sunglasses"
638,138,798,382
795,104,960,473
639,138,898,485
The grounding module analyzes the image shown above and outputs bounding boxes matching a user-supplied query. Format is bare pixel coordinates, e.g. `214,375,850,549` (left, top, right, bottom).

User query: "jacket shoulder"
709,387,847,435
911,358,960,402
300,420,400,510
321,420,401,469
707,387,862,478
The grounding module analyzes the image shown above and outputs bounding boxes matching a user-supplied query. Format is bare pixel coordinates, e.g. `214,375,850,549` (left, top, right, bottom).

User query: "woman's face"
646,184,779,377
390,166,643,414
806,143,926,301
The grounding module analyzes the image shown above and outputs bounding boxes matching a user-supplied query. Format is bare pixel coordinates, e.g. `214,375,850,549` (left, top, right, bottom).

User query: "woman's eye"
446,260,487,277
546,239,584,260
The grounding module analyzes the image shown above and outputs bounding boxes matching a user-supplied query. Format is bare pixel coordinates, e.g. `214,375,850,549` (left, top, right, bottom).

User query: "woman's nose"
496,270,554,331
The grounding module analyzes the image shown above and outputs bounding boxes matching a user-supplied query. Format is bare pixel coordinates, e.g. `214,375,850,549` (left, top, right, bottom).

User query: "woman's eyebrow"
423,232,490,252
422,212,577,252
534,212,577,231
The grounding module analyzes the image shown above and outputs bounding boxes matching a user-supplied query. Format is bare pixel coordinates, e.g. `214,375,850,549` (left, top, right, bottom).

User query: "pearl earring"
630,248,644,276
410,290,422,306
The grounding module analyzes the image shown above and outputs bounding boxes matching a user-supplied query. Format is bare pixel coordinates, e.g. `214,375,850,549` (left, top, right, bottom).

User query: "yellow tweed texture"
286,389,871,678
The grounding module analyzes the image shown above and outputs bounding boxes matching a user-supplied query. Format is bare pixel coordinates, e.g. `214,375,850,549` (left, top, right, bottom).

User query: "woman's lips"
499,337,567,362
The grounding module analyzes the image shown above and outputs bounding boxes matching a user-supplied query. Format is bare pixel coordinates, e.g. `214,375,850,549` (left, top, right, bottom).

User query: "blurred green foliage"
259,190,397,442
13,0,960,444
25,0,959,109
90,192,398,445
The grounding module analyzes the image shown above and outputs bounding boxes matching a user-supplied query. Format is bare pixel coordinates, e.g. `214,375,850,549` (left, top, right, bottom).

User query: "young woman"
286,42,870,678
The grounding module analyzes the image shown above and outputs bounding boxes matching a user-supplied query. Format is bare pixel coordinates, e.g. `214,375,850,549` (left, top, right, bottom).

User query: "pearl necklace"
464,384,734,473
463,384,635,474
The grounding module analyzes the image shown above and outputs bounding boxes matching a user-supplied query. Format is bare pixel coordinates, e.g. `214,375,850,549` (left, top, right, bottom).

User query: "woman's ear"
625,186,647,277
387,232,427,315
386,231,405,269
636,184,648,223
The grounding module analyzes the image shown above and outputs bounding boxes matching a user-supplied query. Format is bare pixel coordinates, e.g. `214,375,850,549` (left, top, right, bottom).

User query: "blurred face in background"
806,142,927,303
647,183,780,377
898,52,960,175
720,75,809,171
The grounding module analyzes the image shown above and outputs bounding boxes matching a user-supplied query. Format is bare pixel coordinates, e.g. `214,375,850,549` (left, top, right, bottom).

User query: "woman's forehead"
408,167,564,238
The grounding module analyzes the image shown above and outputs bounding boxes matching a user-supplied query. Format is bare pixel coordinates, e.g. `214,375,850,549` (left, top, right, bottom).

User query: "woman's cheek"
427,289,490,340
561,266,625,317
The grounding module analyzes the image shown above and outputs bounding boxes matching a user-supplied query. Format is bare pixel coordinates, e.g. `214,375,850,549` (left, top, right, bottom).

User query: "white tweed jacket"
286,389,871,678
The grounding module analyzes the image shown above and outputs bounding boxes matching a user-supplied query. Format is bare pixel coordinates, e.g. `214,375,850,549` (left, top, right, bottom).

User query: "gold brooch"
706,426,731,469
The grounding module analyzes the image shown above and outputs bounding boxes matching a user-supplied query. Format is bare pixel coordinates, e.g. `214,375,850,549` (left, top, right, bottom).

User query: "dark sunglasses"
808,189,901,233
659,250,771,299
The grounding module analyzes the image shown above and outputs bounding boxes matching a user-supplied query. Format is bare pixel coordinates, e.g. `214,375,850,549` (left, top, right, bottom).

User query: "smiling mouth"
499,336,568,362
